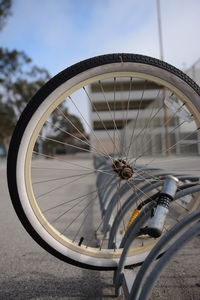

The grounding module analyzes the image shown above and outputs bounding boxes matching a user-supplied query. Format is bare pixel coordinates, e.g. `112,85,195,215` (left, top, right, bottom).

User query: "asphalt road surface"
1,157,200,299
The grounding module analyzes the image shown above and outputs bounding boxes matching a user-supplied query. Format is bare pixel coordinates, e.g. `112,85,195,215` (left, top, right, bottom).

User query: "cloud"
1,0,200,75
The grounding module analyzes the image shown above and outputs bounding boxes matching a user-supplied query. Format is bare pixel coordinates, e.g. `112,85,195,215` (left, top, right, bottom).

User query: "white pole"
156,0,164,60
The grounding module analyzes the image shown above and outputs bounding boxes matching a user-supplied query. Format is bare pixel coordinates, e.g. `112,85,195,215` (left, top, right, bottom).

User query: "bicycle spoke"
33,151,114,176
36,173,88,199
32,171,94,185
126,89,163,162
125,80,147,160
68,95,115,163
43,189,99,213
60,193,99,236
45,120,110,160
131,103,191,166
98,80,121,145
139,128,200,169
39,134,99,156
83,87,117,152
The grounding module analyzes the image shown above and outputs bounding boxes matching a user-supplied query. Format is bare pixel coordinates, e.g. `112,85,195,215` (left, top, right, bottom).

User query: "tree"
0,98,16,152
0,0,12,30
0,48,50,114
0,48,50,153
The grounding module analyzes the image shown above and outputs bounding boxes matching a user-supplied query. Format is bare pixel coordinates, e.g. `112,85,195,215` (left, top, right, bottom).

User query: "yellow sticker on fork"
127,209,140,229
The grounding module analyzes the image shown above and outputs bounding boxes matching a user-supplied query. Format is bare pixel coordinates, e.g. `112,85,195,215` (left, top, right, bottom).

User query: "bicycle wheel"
7,53,200,270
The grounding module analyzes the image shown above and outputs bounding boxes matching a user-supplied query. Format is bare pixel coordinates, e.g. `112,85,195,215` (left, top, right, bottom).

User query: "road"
0,157,200,299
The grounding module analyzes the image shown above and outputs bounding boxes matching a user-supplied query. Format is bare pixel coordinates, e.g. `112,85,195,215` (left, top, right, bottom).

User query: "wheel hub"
113,159,133,180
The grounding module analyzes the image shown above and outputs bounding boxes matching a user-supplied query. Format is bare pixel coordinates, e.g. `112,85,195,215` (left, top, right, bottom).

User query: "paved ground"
0,159,117,300
151,235,200,300
1,156,200,299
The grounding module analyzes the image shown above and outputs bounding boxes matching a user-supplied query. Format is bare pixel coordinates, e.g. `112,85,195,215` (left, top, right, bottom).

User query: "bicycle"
7,53,200,270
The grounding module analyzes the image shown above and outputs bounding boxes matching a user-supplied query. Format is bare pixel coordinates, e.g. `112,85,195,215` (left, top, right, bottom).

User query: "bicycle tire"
7,53,200,270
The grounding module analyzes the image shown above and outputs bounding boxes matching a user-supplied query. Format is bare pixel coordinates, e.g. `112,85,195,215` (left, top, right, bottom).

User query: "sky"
1,0,200,77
